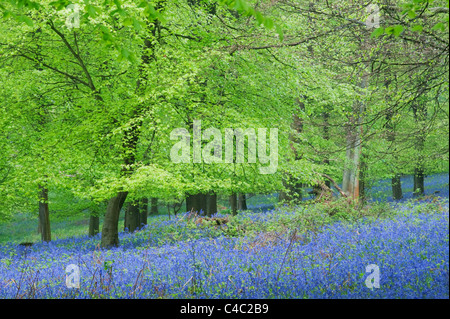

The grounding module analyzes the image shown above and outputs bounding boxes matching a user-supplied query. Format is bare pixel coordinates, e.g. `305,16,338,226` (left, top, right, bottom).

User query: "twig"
275,229,297,285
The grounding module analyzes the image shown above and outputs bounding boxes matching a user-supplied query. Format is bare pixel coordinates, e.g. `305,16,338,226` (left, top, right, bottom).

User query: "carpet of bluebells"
0,175,448,299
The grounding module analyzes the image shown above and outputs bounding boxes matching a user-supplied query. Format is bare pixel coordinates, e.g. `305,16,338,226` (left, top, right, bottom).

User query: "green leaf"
144,4,158,19
276,24,284,42
132,18,143,32
371,27,385,38
3,10,12,19
263,18,274,29
393,25,404,37
113,0,122,9
123,17,133,26
87,5,99,18
19,15,33,27
255,12,264,25
432,22,445,32
234,0,248,12
49,0,71,11
385,26,394,35
407,10,416,19
411,24,423,32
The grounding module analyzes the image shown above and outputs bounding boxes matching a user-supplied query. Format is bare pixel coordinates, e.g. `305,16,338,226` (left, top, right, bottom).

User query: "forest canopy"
0,0,448,248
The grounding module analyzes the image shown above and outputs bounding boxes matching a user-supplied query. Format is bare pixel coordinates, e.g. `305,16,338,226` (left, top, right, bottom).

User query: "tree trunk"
100,191,128,249
358,152,367,204
414,167,425,197
282,98,306,203
323,110,331,188
186,195,192,213
186,193,208,215
392,174,403,200
124,206,128,232
206,193,217,217
140,198,148,226
89,215,99,237
150,197,158,215
385,106,403,201
125,201,141,233
229,193,237,215
412,102,427,197
99,5,163,248
38,185,51,242
342,39,371,201
342,117,362,199
237,193,247,211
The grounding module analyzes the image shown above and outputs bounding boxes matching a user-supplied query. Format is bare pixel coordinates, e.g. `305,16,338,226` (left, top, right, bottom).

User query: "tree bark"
100,5,163,248
414,167,425,197
125,201,141,233
89,215,99,237
358,152,367,204
186,193,208,215
150,197,158,215
140,197,148,226
323,110,331,188
237,193,247,211
101,191,128,249
285,99,306,203
206,193,217,217
392,174,403,200
229,193,237,215
38,185,51,242
412,102,427,197
342,116,362,199
342,68,367,200
385,106,403,201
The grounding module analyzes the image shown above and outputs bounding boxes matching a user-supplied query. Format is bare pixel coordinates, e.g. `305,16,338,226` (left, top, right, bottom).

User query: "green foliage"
0,0,447,250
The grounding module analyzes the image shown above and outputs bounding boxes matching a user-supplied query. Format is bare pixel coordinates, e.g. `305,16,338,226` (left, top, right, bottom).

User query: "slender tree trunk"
150,197,158,215
323,110,331,188
281,98,305,204
101,192,128,249
125,201,141,233
186,194,192,213
140,198,148,226
342,127,355,195
206,193,217,217
89,215,99,237
237,193,247,211
392,174,403,200
414,167,425,197
412,102,427,197
358,152,367,204
124,207,128,232
38,185,51,242
385,106,403,200
342,115,362,199
229,193,237,215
